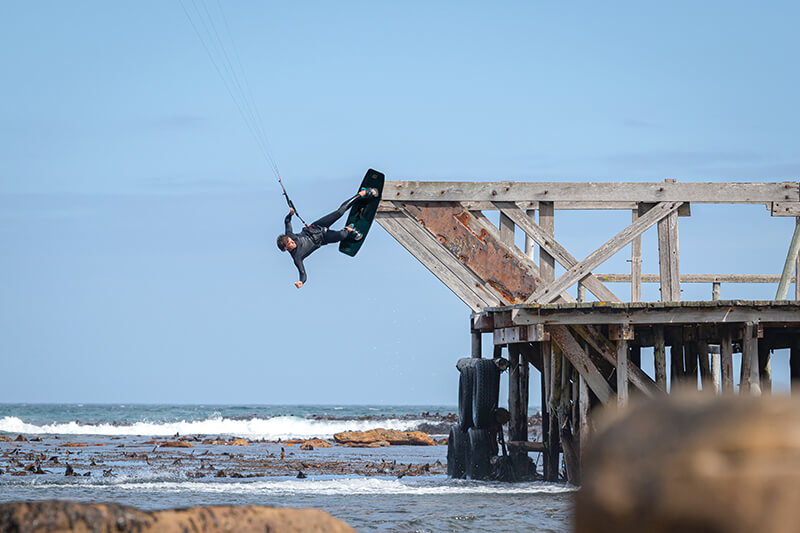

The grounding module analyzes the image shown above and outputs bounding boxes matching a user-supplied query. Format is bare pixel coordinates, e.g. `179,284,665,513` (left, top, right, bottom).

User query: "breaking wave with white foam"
0,475,576,496
0,415,423,440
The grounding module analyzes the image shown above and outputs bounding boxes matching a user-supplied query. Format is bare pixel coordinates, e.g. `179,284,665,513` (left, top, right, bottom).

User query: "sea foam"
0,415,423,440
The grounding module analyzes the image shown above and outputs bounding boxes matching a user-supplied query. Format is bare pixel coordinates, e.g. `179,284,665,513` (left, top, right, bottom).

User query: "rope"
178,0,306,223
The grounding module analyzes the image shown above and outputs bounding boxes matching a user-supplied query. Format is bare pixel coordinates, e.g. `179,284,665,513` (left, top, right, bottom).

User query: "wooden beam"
777,217,800,300
658,209,681,302
631,208,642,302
493,325,550,345
494,202,622,303
772,202,800,216
527,202,684,303
538,202,555,286
395,202,541,304
741,323,761,395
617,339,629,407
593,273,791,283
511,301,800,326
548,325,613,403
571,325,661,397
382,181,799,203
654,324,667,391
721,326,733,394
376,213,499,311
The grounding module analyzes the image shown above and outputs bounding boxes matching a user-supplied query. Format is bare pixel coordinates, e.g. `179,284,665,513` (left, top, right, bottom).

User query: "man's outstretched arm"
293,256,307,288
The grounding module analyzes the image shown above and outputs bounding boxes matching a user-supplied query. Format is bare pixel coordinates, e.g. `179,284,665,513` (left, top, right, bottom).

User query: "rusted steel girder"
399,202,538,304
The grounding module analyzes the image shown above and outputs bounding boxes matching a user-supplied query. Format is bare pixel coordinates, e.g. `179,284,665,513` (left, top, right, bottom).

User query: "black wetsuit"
285,194,360,284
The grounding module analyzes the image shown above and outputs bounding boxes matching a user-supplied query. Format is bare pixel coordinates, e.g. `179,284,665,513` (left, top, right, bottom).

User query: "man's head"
277,234,296,252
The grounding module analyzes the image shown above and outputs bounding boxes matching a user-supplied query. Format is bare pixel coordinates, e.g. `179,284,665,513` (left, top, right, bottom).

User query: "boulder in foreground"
333,429,435,446
576,394,800,533
0,501,355,533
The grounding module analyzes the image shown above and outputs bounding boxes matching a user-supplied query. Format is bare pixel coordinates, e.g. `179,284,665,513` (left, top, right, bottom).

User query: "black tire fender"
472,359,500,428
446,424,468,479
466,427,492,480
458,366,474,431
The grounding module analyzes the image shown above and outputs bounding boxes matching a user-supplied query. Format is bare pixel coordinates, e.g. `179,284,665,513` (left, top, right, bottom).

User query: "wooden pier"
376,180,800,482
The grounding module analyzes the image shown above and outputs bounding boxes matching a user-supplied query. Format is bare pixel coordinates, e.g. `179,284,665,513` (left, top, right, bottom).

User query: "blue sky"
1,1,799,404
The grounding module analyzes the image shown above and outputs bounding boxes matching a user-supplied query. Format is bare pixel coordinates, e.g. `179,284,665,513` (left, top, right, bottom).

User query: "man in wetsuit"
277,188,377,288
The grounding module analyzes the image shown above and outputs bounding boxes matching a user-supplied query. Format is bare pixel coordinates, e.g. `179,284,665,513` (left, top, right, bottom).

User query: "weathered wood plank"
539,202,555,286
593,273,791,283
772,202,800,216
617,339,629,407
376,213,500,311
741,323,761,395
396,202,540,304
382,211,507,306
721,327,733,394
548,325,613,403
578,373,590,458
654,324,667,391
511,302,800,326
631,208,642,302
527,202,684,303
382,181,799,203
658,210,681,302
494,202,622,303
571,325,661,397
384,200,696,213
493,325,550,345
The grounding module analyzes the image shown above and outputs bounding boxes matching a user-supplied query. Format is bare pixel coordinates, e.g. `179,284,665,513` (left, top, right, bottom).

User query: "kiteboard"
339,168,385,257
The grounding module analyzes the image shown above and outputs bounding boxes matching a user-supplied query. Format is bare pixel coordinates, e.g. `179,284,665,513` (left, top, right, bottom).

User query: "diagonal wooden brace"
548,325,613,403
494,202,622,303
527,201,684,303
571,324,661,397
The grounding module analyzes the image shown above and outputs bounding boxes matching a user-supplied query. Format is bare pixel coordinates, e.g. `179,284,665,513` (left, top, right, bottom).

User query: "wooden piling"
720,327,733,394
471,331,482,359
741,323,761,395
792,338,800,394
698,340,712,391
617,339,629,407
758,338,771,395
654,325,667,391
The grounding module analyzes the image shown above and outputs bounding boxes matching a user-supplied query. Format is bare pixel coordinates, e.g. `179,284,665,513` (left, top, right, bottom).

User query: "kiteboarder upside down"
277,188,378,288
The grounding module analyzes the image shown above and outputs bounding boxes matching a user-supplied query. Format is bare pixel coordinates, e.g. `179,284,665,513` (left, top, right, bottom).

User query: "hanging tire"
472,359,500,428
465,427,491,480
446,425,468,479
458,366,474,431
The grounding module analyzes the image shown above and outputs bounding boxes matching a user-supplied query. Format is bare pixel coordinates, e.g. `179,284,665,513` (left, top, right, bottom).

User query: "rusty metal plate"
400,202,538,304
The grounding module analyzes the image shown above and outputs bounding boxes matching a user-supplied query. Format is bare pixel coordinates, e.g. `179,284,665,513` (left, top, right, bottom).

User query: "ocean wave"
0,415,423,439
0,475,576,496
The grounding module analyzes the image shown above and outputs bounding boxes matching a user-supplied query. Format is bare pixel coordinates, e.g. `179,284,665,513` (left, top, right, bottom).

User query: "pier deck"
376,179,800,482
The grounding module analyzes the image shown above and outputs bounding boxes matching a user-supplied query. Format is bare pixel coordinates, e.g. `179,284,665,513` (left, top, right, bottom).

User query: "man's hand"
294,281,303,288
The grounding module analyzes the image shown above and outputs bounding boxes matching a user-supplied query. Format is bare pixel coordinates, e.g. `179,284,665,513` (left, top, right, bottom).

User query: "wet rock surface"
333,429,436,446
0,500,356,532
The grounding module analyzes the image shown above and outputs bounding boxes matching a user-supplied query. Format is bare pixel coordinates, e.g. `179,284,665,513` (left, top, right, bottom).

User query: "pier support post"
758,338,772,395
741,323,761,395
792,338,800,394
616,339,629,407
508,344,529,474
578,373,590,458
471,331,482,359
544,342,562,481
720,327,733,394
698,340,712,392
654,325,667,392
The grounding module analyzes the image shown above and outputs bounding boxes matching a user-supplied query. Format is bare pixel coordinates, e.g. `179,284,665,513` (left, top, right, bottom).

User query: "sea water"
0,404,573,532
